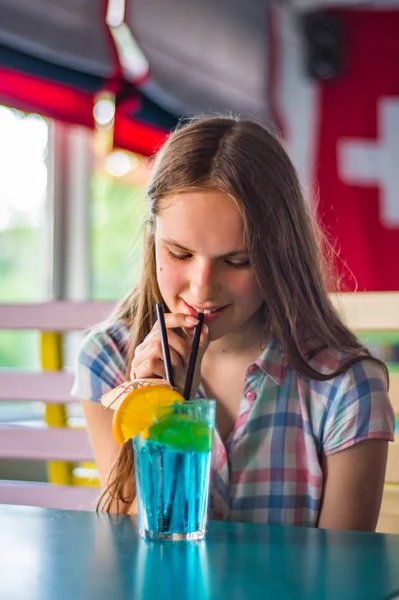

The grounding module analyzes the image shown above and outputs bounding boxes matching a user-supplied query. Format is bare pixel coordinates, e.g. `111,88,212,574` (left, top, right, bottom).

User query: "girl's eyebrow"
161,238,248,258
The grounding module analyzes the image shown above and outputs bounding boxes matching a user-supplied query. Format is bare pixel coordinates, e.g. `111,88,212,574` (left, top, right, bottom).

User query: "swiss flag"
268,6,399,291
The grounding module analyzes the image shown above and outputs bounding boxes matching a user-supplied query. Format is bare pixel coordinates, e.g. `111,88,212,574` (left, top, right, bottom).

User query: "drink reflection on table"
134,537,210,599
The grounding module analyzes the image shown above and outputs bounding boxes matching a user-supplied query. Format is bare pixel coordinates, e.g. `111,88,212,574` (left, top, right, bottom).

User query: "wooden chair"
0,301,114,510
331,292,399,534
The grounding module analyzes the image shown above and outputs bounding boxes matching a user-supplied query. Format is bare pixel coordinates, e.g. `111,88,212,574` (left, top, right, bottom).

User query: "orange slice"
101,379,168,411
112,385,185,445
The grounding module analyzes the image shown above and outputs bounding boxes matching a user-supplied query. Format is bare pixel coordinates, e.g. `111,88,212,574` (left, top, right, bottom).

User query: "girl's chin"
203,321,227,342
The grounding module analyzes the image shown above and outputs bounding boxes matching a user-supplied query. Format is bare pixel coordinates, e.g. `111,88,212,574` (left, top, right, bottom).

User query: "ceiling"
0,0,396,153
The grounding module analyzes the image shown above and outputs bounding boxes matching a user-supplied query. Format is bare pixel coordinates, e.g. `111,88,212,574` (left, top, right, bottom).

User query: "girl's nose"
189,259,219,302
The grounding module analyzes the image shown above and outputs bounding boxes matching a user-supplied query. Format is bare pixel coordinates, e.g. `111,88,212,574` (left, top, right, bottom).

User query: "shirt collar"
255,338,287,386
254,339,344,386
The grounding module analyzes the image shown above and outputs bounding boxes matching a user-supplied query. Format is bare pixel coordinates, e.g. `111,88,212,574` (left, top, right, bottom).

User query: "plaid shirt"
72,321,395,527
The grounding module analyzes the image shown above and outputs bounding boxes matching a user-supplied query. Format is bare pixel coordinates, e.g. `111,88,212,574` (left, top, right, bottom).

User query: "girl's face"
155,189,264,342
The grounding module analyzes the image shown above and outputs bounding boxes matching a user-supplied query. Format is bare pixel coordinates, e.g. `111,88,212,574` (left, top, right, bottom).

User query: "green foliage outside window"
90,173,148,301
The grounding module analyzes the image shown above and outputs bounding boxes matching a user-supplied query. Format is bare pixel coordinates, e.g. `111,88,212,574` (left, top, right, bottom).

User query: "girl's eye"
166,248,250,269
167,249,191,261
225,259,251,269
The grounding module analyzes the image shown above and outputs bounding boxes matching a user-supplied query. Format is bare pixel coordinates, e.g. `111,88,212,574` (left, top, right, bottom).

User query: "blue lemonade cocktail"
133,399,216,540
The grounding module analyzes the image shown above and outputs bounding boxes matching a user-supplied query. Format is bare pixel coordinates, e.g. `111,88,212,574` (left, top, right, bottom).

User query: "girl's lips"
182,300,228,322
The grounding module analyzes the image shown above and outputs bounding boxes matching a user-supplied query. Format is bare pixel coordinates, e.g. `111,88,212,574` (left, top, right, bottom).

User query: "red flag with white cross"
268,5,399,291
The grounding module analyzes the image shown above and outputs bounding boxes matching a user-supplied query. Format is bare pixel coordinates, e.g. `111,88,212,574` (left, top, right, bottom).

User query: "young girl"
72,115,395,531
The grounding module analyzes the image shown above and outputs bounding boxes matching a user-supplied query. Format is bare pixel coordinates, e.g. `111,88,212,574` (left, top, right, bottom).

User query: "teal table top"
1,504,399,600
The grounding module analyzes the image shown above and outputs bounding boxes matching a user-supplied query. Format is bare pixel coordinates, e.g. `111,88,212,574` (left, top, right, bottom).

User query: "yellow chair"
41,331,100,488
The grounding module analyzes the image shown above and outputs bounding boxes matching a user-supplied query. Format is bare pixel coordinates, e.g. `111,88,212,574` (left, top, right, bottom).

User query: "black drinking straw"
183,312,204,400
156,303,175,388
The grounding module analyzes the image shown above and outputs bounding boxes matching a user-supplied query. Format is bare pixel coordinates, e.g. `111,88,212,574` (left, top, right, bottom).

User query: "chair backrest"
1,295,398,518
0,301,114,510
331,292,399,533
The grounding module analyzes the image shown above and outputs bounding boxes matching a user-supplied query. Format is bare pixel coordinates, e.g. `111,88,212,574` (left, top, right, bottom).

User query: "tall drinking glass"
133,398,216,541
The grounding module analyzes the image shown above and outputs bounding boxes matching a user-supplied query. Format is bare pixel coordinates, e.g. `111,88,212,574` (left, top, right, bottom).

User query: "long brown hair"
98,115,387,513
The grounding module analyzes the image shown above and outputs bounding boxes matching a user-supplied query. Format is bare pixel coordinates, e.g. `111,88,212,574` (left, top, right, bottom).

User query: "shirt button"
245,391,257,402
248,364,258,374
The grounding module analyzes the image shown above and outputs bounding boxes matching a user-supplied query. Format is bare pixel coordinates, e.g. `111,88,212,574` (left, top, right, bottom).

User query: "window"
0,105,49,376
90,146,150,301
